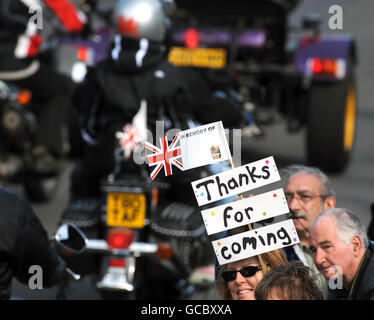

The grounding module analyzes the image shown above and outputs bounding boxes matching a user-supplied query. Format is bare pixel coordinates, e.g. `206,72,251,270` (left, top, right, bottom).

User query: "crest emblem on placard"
210,145,221,160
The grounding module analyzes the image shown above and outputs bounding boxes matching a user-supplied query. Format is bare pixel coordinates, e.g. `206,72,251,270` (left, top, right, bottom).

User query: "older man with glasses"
282,165,337,297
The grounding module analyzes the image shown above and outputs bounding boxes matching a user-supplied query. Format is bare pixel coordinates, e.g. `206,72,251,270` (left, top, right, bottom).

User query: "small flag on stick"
146,134,183,180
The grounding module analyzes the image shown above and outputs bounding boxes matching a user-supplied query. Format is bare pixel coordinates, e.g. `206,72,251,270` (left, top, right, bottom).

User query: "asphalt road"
10,0,374,299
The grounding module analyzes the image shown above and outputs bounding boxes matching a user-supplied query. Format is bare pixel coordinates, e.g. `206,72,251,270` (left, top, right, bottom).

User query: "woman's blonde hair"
217,249,288,300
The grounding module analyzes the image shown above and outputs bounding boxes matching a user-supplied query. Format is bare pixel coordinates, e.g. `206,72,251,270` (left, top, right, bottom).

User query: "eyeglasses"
284,191,326,204
221,265,262,282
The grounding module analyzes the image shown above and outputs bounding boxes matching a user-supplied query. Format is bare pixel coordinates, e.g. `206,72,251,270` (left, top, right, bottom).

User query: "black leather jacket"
349,241,374,300
73,36,246,136
0,189,65,299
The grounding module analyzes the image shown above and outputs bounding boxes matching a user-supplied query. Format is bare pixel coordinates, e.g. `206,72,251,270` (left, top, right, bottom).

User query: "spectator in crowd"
254,261,323,300
282,165,336,296
217,249,287,300
309,207,374,300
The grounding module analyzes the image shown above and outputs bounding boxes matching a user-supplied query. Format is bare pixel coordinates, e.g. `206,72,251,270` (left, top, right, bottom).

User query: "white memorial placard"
179,121,231,170
191,156,281,206
201,188,289,235
212,219,299,265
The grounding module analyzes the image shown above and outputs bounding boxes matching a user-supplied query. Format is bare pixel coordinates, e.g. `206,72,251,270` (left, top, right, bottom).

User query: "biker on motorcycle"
60,0,249,227
0,0,86,174
0,189,66,300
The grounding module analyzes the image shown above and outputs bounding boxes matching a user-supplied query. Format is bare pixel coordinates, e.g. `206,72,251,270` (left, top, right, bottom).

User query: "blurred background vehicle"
53,0,115,157
168,0,357,173
0,81,60,202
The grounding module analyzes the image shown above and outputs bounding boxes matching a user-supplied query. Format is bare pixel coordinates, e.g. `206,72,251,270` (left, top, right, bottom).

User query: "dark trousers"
70,124,119,199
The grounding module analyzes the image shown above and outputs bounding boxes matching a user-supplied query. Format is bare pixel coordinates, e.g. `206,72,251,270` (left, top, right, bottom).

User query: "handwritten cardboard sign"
201,188,289,235
212,219,299,265
191,156,280,206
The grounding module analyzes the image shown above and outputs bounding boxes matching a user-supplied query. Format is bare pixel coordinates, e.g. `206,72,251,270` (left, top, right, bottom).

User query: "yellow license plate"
106,193,146,228
168,47,227,68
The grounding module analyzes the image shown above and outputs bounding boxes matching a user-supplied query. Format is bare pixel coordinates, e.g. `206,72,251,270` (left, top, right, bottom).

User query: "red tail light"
109,258,126,267
184,28,200,48
311,58,323,73
77,47,88,62
307,57,346,79
107,228,134,249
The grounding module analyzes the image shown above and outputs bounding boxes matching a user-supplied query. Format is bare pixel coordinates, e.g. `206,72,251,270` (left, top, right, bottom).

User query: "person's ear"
324,196,336,209
351,235,363,257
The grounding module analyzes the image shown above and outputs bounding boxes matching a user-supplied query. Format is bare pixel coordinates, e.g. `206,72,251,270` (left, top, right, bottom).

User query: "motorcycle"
61,167,217,299
0,80,60,202
60,116,218,299
99,163,218,299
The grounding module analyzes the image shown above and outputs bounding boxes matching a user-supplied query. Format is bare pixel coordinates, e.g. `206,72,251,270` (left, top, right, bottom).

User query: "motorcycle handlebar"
65,267,81,281
84,239,173,259
85,239,159,256
54,223,172,259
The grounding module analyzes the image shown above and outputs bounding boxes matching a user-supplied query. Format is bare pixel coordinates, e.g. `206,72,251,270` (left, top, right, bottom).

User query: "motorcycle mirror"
55,223,87,255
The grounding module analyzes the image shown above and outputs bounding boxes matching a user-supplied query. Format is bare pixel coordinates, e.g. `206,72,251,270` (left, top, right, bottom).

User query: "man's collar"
348,248,369,298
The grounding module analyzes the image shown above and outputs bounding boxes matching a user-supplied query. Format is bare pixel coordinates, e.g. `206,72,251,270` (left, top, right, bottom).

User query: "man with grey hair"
282,165,337,297
309,208,374,299
283,165,336,243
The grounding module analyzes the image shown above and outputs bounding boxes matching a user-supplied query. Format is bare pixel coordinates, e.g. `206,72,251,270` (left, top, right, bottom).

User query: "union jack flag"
145,134,183,180
116,124,141,159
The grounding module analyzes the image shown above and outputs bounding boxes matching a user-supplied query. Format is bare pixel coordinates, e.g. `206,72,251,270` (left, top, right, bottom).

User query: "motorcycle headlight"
71,62,87,83
2,109,22,132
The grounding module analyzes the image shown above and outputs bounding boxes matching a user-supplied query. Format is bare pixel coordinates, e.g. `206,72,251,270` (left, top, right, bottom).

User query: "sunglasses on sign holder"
221,265,262,282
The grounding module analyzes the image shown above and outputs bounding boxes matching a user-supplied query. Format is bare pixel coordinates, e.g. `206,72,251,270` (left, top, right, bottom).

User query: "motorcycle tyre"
306,60,357,172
